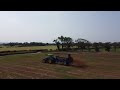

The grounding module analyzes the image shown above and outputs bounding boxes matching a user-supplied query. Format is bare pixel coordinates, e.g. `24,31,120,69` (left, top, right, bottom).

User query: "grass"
0,45,120,53
0,45,57,51
0,51,120,79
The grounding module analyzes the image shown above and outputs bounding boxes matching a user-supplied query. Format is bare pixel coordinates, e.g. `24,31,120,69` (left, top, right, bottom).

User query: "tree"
112,42,117,52
104,42,111,52
64,37,73,49
53,39,60,50
93,42,100,52
86,42,92,52
75,39,81,49
57,36,73,50
75,38,90,52
58,36,65,50
118,42,120,48
98,42,104,49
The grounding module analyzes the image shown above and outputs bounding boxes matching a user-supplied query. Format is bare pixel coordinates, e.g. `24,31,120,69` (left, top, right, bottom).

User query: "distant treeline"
1,42,55,47
0,36,120,52
53,36,120,52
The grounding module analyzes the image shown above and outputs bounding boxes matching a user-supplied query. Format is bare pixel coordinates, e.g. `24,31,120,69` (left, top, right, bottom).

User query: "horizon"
0,11,120,43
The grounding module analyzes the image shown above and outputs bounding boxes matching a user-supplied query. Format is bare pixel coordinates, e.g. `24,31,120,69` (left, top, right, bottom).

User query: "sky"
0,11,120,43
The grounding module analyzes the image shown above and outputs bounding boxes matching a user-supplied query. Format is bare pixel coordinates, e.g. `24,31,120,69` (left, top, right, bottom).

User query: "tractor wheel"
64,61,69,66
42,59,46,63
58,61,62,65
48,59,52,64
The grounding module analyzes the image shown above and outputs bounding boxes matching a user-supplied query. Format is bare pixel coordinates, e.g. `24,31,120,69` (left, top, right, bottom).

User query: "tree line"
53,36,120,52
2,42,47,47
0,36,120,52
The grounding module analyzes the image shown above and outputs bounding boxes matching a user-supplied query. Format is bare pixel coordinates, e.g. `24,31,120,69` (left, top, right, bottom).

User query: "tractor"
42,54,73,66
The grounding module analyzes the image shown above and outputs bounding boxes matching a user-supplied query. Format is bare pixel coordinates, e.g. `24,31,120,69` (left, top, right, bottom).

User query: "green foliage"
54,36,73,50
104,42,111,52
75,38,91,52
53,39,60,50
93,42,100,52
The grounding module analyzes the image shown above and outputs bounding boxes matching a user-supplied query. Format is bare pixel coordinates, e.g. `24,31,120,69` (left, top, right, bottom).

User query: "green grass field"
0,51,120,79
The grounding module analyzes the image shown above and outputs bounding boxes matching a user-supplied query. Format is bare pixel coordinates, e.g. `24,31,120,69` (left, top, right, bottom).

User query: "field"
0,45,120,53
0,45,57,51
0,51,120,79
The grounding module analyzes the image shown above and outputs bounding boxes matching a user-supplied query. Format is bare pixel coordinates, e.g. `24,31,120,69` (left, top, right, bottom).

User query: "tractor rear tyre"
58,61,62,65
48,59,52,64
64,61,67,66
64,61,69,66
42,59,46,63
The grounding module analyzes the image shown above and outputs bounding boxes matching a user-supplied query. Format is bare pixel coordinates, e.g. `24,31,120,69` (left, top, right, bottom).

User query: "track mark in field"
2,58,120,78
0,60,74,72
0,67,34,79
0,61,80,78
0,63,62,79
0,67,59,79
67,68,120,78
0,62,62,73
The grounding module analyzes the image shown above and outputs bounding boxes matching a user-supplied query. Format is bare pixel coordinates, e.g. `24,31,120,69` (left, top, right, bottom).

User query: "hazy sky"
0,11,120,43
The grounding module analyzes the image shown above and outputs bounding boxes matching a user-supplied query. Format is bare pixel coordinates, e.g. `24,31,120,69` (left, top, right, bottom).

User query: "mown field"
0,52,120,79
0,45,57,51
0,45,120,53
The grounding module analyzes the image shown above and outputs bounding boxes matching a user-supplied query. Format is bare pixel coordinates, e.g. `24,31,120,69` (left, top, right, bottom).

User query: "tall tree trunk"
61,43,63,50
57,44,60,51
114,46,116,52
88,46,91,52
81,47,83,52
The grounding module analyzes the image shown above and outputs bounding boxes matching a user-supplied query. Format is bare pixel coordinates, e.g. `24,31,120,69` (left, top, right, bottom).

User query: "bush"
49,49,53,51
95,47,100,52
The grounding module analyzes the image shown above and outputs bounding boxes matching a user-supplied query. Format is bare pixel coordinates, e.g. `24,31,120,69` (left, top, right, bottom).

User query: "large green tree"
64,37,73,49
75,38,90,52
54,36,73,50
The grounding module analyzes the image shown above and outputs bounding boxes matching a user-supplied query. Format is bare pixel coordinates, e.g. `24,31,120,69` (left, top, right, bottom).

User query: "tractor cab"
47,54,54,56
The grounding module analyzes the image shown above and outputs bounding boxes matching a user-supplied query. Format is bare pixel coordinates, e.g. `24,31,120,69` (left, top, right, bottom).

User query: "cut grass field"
0,51,120,79
0,45,57,51
0,45,120,53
